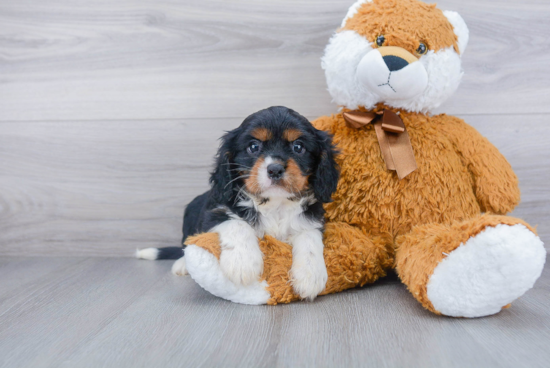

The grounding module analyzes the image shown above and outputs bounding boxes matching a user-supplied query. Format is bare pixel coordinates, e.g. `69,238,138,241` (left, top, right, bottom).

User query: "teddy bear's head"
322,0,469,113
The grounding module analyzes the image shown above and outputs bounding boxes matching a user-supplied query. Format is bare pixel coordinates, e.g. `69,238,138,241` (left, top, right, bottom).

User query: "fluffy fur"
182,0,546,317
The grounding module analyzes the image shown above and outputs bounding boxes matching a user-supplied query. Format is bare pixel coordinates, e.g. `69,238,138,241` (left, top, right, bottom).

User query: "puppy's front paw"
220,245,264,286
290,255,328,301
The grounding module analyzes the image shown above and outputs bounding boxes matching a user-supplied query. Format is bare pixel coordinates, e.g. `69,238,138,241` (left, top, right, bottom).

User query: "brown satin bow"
343,109,417,179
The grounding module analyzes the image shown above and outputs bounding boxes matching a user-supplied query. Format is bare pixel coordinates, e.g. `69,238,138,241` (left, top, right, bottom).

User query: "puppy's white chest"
255,197,312,242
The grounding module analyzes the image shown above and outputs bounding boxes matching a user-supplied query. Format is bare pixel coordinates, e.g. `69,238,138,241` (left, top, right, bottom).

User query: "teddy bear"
182,0,546,317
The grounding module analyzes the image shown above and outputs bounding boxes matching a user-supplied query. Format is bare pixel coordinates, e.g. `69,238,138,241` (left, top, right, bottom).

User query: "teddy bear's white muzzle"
356,49,428,101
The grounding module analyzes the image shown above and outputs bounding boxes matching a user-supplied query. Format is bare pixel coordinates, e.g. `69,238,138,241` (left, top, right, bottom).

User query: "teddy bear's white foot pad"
171,256,188,276
184,244,270,305
427,224,546,318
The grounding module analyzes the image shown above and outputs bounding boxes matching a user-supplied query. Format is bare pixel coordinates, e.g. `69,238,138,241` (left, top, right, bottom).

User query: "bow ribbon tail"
385,126,417,179
373,123,396,170
379,110,417,179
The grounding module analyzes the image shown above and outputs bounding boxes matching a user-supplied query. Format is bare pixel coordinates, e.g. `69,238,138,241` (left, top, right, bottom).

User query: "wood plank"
0,257,86,303
59,276,500,368
0,0,549,121
0,258,548,368
0,114,548,256
456,266,550,368
0,257,168,368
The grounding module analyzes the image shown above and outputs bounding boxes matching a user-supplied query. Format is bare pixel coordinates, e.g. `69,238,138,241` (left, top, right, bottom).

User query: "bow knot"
343,109,417,179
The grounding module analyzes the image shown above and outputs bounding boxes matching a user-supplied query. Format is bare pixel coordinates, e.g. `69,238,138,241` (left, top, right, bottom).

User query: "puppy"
137,106,339,300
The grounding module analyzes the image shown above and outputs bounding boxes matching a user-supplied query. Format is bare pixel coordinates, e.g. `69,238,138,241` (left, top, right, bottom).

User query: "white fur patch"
322,30,464,113
185,244,270,305
427,224,546,318
322,30,377,111
256,156,274,192
290,229,328,301
443,11,469,55
212,219,264,286
258,197,321,242
135,248,159,260
238,189,322,243
171,256,188,276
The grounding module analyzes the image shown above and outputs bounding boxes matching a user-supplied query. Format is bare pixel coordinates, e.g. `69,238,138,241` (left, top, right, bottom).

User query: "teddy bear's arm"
440,115,520,214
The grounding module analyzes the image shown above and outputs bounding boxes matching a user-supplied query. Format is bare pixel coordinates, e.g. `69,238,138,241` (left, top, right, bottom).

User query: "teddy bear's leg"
265,222,394,304
184,233,271,305
395,214,546,317
183,222,394,305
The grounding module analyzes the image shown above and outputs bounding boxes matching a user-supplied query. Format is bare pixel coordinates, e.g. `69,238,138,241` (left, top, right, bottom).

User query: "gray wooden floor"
0,257,548,368
1,0,550,367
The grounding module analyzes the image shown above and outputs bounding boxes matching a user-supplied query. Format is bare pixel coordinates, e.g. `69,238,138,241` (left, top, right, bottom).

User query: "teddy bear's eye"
376,35,385,47
416,42,427,55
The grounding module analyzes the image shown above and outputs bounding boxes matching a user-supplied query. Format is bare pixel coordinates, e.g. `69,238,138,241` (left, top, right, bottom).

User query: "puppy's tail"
135,247,183,260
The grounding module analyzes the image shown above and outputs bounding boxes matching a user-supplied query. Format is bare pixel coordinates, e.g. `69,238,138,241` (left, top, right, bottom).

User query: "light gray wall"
1,0,549,256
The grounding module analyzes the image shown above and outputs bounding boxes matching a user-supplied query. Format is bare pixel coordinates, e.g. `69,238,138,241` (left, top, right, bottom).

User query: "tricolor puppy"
137,106,339,300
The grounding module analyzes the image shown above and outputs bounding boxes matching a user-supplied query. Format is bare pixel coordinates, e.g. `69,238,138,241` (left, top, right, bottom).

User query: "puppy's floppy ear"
209,128,240,203
310,130,339,203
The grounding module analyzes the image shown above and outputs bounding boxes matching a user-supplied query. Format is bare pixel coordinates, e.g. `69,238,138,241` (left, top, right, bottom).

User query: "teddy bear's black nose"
383,55,409,72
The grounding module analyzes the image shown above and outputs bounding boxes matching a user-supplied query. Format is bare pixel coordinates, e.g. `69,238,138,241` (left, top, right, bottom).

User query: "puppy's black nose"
267,163,285,180
383,55,409,72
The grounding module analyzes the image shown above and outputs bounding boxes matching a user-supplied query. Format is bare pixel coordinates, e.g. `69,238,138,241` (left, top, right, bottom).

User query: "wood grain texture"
0,0,550,121
0,257,548,368
0,114,548,256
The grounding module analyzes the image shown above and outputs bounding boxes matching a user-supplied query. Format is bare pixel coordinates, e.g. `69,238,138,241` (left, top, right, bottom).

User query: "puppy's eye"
416,42,427,55
247,141,262,155
293,141,305,154
376,35,385,47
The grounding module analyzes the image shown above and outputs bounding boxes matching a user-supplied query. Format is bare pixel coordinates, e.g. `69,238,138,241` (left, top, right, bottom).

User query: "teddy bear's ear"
443,11,469,56
340,0,372,28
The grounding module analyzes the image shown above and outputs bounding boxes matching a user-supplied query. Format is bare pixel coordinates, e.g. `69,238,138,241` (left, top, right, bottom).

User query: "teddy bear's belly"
324,133,481,241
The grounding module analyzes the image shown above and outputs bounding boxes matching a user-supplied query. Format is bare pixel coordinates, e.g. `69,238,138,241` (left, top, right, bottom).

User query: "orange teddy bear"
182,0,546,317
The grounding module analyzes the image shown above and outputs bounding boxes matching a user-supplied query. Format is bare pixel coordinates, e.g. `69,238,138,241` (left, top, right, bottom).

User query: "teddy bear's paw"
219,242,264,287
171,256,188,276
427,224,546,318
185,244,270,305
290,254,328,301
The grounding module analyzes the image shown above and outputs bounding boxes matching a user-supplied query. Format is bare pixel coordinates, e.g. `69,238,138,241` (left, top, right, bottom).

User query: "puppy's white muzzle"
356,48,428,101
257,156,291,197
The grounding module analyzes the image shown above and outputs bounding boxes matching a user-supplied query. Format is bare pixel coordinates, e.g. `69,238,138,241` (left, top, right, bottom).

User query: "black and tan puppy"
137,106,339,300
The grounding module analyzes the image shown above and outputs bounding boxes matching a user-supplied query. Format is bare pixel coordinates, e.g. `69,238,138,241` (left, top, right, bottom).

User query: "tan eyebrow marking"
250,127,272,141
283,129,302,141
